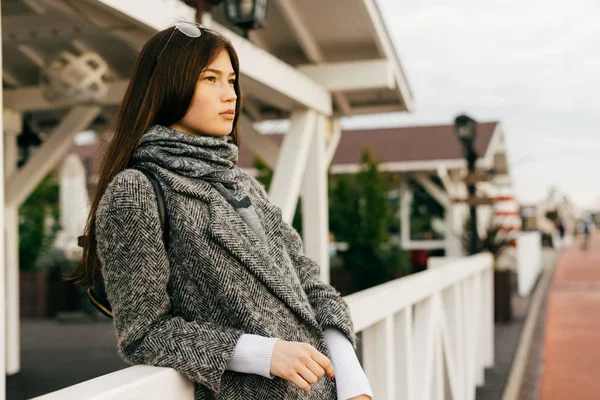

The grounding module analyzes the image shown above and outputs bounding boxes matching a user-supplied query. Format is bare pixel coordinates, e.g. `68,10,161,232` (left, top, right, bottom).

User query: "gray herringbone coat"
95,163,357,399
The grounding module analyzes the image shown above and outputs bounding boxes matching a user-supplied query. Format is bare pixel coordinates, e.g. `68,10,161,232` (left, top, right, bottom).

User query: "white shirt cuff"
225,334,279,379
324,327,373,400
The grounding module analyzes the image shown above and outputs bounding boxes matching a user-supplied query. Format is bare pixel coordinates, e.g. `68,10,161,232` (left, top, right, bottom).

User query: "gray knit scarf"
130,125,268,246
131,124,250,208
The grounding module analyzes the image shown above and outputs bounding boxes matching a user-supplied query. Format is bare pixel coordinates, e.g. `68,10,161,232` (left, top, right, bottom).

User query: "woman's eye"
205,76,216,82
229,79,236,85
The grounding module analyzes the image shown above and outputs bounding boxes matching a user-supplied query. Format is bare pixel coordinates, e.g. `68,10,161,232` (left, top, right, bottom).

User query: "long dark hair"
70,25,242,287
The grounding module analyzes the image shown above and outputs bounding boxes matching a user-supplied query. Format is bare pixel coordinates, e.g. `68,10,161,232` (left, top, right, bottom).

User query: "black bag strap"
82,166,169,318
134,166,169,249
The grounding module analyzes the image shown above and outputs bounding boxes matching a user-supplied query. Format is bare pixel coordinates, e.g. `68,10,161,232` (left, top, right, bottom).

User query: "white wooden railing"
347,253,494,400
33,253,494,400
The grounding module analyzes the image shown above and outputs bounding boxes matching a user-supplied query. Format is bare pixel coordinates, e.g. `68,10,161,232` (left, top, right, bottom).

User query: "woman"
73,22,373,399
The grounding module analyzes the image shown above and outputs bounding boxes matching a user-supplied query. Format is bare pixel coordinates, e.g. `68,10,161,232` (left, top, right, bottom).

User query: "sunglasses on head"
156,21,223,62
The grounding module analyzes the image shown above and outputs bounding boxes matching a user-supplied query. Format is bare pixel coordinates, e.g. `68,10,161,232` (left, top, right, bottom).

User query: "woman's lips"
220,111,235,120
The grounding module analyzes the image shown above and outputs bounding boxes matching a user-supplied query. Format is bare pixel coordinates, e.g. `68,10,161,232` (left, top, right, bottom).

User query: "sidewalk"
476,248,557,400
539,235,600,400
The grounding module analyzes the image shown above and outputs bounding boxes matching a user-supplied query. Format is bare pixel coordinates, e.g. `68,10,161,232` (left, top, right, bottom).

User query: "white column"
445,204,464,257
451,173,468,258
301,115,330,283
269,110,317,223
0,13,6,395
3,109,21,376
399,178,413,250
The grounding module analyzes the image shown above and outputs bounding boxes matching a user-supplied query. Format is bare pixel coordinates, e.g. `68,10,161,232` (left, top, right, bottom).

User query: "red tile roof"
238,122,498,168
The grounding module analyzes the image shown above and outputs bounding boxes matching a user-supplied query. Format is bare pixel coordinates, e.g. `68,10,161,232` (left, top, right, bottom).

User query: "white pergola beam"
238,115,279,170
240,115,340,173
17,44,46,68
72,39,92,54
348,104,405,116
437,166,457,198
269,110,318,223
2,70,21,87
22,0,47,14
333,93,352,116
274,0,321,62
414,173,451,209
5,30,332,116
206,19,332,115
298,59,395,92
362,0,415,112
3,80,130,112
3,16,89,42
6,105,102,208
273,0,351,116
98,0,334,115
242,100,262,122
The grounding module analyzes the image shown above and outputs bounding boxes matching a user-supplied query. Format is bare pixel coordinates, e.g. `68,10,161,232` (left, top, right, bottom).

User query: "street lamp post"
454,114,479,255
184,0,270,37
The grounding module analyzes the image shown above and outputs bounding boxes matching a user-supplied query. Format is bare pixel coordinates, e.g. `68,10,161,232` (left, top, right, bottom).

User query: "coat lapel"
149,166,321,332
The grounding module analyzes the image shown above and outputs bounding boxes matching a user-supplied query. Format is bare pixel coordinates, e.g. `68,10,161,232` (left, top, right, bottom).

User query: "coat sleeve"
95,169,245,394
280,220,357,349
242,172,357,349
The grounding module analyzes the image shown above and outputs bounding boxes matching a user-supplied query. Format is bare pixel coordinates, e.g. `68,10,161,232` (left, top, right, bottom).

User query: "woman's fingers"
297,365,319,385
305,357,326,379
290,373,312,392
308,347,335,378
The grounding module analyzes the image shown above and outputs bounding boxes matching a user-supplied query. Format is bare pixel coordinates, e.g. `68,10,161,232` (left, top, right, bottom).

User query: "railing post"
484,267,495,368
362,315,396,399
395,306,415,400
462,277,476,400
432,295,444,400
442,283,465,400
474,273,485,386
413,297,436,400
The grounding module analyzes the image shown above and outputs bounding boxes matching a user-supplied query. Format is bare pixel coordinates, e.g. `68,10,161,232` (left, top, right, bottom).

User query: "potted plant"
21,247,78,318
462,219,517,323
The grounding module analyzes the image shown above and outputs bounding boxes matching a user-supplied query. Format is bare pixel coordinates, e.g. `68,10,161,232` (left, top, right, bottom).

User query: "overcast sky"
351,0,600,209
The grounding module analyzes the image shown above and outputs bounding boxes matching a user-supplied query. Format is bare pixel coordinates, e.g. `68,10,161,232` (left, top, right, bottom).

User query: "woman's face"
170,49,237,137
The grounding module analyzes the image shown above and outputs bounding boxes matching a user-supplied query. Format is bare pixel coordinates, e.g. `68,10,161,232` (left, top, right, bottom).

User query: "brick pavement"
539,235,600,400
477,248,558,400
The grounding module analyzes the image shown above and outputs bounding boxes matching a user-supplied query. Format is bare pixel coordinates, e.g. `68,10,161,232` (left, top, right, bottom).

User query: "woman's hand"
348,395,372,400
270,339,335,392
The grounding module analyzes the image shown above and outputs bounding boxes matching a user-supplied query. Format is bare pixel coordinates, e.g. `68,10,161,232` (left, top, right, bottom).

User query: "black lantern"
182,0,269,33
454,114,476,144
454,113,479,255
222,0,269,31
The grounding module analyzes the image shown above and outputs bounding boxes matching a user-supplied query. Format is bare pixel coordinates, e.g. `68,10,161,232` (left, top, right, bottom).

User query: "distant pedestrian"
557,219,565,239
580,220,591,250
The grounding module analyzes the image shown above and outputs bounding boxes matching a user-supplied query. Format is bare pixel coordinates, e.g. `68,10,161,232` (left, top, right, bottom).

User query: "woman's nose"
222,84,237,102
